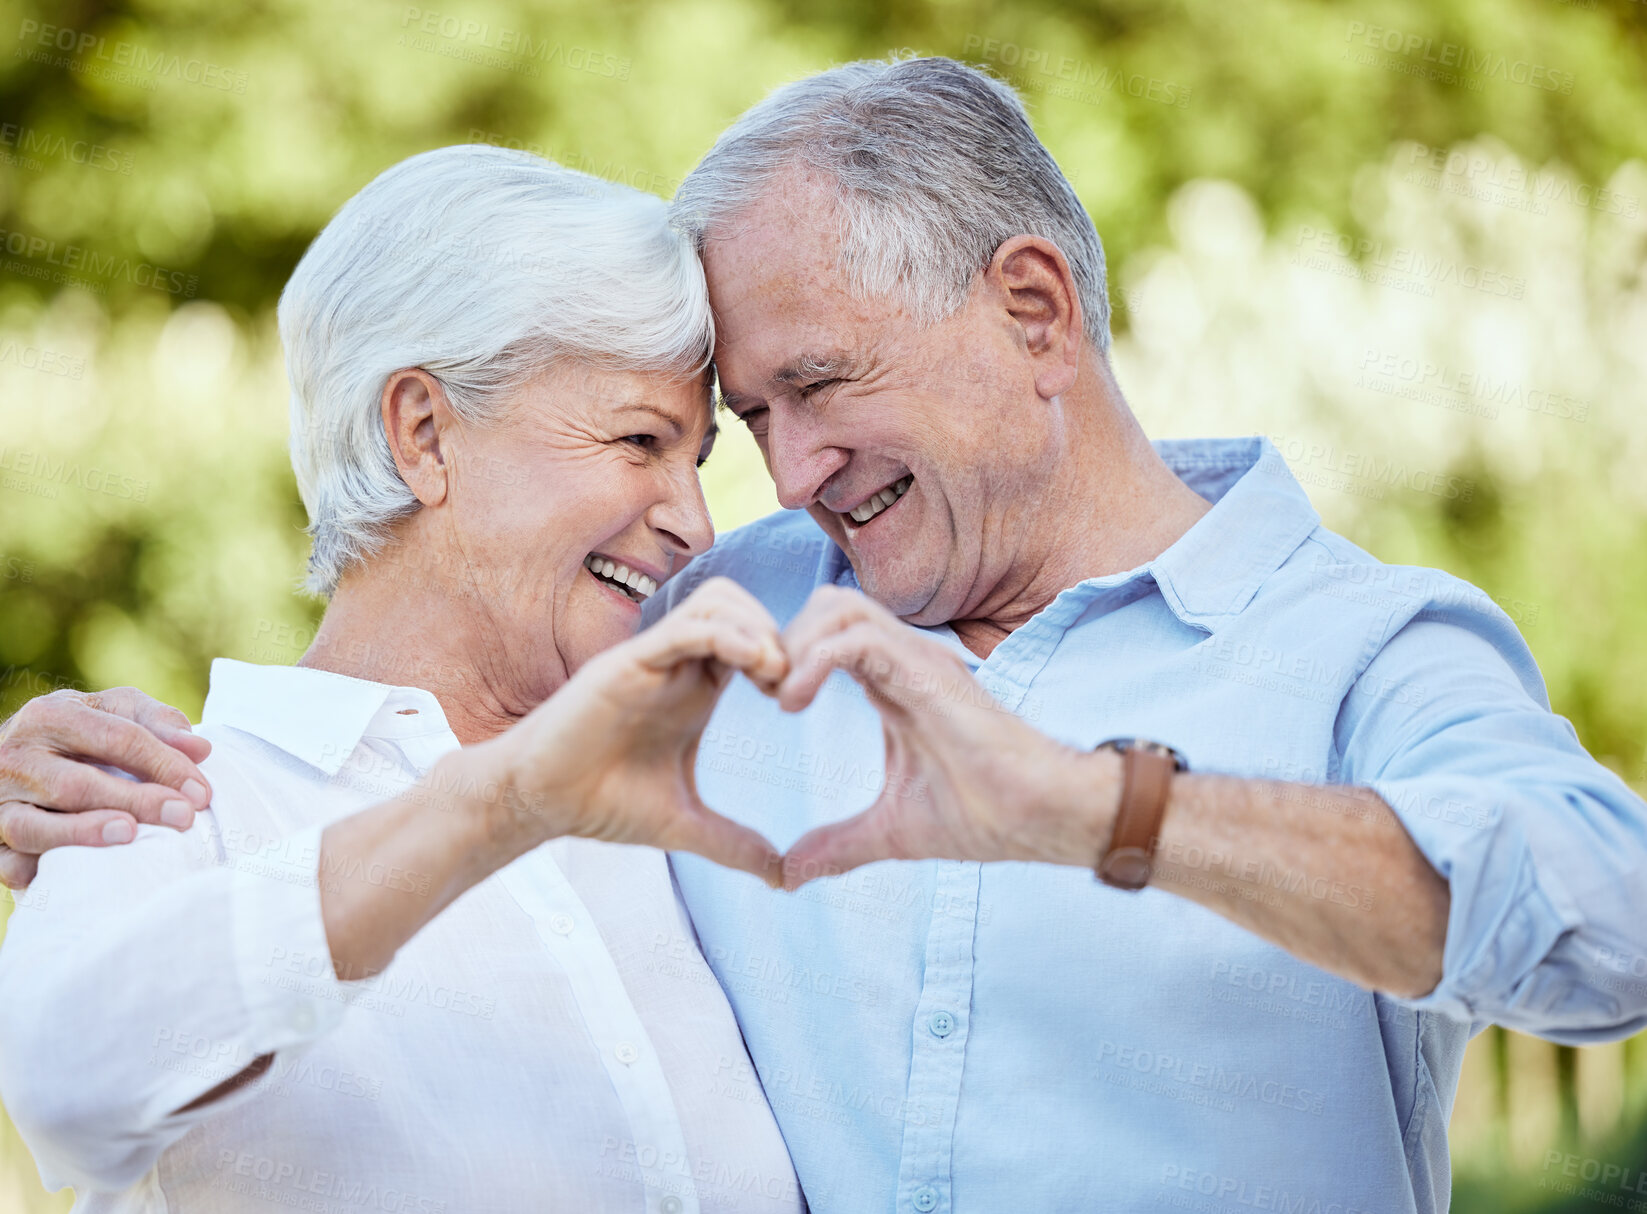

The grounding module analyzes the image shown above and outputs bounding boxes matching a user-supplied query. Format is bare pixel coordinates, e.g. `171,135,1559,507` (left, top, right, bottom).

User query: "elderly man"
4,56,1646,1214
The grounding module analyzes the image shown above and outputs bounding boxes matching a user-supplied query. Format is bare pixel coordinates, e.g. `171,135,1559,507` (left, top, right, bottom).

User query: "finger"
0,801,142,853
633,614,787,688
0,846,38,891
86,687,212,763
671,578,788,686
32,757,202,830
777,585,877,680
776,618,925,715
780,810,896,890
667,804,784,888
43,699,212,808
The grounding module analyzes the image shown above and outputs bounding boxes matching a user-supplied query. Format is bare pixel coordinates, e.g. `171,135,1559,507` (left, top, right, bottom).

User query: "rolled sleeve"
230,823,352,1051
1339,608,1647,1040
0,817,354,1191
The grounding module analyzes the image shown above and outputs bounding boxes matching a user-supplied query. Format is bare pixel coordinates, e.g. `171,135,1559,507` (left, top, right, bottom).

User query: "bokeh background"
1,0,1645,1209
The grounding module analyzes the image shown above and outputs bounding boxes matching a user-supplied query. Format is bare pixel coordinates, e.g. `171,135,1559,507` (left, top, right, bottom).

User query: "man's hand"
456,577,790,886
0,688,214,889
773,586,1116,889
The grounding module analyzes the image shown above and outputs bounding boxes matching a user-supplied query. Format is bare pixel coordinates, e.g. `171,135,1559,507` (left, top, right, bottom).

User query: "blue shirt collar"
1148,436,1320,626
833,436,1319,634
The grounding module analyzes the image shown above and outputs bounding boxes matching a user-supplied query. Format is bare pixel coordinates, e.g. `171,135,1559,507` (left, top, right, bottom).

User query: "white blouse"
0,659,804,1214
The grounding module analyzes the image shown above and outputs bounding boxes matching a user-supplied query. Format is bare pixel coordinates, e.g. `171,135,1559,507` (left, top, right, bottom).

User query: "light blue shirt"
645,436,1647,1214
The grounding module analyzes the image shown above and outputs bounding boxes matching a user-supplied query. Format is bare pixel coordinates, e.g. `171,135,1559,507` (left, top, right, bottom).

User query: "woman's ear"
989,235,1082,401
381,369,452,508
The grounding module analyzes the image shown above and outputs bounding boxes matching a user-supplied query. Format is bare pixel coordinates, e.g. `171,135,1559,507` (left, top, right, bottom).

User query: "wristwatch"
1092,737,1188,891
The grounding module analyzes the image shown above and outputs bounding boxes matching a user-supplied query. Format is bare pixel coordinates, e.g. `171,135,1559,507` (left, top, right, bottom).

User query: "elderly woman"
0,145,804,1213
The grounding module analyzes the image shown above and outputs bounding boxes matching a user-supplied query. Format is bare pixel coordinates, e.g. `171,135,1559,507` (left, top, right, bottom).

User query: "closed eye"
621,434,658,450
798,378,841,398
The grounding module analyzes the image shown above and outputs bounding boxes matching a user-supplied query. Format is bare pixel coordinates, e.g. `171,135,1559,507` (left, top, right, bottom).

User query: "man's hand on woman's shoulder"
0,687,213,889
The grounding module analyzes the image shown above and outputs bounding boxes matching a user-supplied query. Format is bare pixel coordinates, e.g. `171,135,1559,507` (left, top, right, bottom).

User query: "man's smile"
836,474,913,536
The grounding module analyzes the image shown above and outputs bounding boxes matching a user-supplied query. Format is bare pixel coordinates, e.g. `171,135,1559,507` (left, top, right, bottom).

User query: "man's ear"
988,235,1083,400
380,369,452,508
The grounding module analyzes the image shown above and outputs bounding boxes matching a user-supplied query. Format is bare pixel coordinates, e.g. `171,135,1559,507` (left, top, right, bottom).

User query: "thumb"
668,797,784,889
780,807,895,891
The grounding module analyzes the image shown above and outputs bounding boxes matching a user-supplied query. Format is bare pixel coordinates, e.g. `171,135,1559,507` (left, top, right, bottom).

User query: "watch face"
1094,737,1188,772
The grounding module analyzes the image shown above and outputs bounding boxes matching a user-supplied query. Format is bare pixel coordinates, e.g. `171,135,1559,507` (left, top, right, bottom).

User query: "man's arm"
0,687,214,888
774,586,1647,1029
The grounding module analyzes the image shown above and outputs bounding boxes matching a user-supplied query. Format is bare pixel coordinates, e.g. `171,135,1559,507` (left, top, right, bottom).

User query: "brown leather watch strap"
1096,746,1178,891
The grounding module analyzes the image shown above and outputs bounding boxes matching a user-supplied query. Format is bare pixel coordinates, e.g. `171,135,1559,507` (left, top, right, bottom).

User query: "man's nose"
766,407,849,511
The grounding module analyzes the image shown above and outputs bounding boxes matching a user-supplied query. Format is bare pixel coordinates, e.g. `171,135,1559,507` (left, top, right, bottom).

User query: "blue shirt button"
928,1010,955,1038
912,1186,939,1212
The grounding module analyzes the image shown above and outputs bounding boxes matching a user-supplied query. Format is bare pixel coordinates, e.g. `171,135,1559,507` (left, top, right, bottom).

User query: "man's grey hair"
279,144,713,597
671,55,1111,351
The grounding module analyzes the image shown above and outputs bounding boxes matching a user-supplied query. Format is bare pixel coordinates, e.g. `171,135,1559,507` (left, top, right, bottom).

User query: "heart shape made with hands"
593,577,1091,892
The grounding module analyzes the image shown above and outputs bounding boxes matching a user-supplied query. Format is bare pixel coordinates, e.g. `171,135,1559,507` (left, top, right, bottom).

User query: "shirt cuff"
1371,776,1577,1021
230,823,353,1052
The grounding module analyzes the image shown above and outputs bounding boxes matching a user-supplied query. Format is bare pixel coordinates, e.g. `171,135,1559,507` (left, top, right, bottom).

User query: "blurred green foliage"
2,0,1646,1211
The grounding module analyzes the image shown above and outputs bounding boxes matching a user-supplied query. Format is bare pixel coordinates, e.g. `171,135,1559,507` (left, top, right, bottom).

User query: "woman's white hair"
671,55,1111,351
279,144,713,597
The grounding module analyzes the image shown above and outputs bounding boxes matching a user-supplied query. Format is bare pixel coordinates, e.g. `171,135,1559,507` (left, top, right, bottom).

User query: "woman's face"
432,362,717,693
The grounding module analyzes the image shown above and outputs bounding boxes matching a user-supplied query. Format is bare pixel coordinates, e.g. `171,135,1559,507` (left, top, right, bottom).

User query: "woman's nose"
649,465,716,558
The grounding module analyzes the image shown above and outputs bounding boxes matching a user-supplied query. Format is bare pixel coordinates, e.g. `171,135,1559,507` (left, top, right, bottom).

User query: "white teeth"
845,476,913,526
584,555,656,602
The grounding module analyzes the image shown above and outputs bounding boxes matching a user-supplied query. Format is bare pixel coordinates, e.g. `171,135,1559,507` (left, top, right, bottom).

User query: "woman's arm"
0,793,350,1191
316,576,789,978
0,578,787,1190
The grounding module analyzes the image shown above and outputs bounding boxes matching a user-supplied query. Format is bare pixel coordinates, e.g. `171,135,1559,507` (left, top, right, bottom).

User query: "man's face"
703,177,1064,626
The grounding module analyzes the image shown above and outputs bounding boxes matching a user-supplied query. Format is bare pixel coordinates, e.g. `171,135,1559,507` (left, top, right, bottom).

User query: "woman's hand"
460,576,790,884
